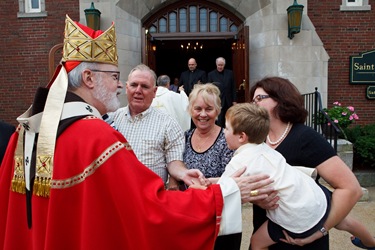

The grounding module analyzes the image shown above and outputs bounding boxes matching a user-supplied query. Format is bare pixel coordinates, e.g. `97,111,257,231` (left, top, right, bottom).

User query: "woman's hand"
180,169,211,187
188,179,208,190
280,229,324,246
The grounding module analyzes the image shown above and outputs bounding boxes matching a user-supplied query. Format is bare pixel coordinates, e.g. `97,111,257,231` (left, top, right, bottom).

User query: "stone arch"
139,0,249,102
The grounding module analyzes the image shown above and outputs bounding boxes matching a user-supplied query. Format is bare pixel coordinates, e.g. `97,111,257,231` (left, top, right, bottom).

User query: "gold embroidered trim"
33,155,53,197
11,127,25,194
11,156,26,194
51,141,128,190
35,115,98,196
62,15,118,66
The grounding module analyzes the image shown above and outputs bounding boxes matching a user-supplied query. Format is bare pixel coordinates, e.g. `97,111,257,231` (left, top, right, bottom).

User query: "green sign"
366,86,375,99
350,49,375,84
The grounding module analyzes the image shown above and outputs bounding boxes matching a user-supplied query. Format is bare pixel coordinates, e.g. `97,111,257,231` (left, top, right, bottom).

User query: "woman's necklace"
267,122,291,146
195,128,215,152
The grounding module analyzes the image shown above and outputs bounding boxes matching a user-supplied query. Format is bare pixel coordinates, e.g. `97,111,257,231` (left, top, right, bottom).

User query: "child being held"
219,103,375,250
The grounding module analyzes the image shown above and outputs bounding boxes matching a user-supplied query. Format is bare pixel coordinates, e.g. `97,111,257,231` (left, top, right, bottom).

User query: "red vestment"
0,117,223,249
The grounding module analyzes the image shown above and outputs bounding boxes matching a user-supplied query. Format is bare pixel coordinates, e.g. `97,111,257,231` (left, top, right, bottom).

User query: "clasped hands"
183,167,277,204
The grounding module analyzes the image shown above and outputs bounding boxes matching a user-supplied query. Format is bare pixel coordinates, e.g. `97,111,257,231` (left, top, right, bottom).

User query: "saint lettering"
354,62,375,71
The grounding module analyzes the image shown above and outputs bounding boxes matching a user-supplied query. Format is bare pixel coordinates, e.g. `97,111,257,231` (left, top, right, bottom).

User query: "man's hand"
231,167,275,204
251,190,279,210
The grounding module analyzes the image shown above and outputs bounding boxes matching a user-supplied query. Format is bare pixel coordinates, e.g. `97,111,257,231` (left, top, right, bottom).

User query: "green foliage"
344,125,363,144
355,137,375,167
321,101,359,140
322,101,359,129
345,124,375,168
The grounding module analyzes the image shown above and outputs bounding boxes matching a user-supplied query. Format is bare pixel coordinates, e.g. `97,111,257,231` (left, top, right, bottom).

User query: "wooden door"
142,28,156,72
232,25,249,102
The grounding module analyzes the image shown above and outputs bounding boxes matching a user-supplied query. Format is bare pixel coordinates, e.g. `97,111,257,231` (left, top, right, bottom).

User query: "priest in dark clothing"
179,58,207,96
207,57,237,127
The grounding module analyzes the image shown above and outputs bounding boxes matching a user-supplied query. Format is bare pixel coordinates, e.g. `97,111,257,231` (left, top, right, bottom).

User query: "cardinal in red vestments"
0,15,272,250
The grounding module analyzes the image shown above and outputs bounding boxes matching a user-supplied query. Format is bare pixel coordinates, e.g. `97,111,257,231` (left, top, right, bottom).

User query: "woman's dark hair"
250,76,308,123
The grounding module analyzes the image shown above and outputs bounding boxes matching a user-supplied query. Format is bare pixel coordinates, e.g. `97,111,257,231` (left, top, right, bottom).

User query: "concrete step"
354,170,375,187
320,180,369,202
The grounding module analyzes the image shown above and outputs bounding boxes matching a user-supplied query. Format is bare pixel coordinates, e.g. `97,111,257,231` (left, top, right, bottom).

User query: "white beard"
93,82,120,113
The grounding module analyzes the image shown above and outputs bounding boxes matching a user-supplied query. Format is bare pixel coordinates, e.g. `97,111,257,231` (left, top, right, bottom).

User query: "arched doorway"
142,1,249,102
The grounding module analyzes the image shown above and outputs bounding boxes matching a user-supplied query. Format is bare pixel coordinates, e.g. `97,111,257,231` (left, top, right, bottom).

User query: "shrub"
346,124,375,168
355,137,375,167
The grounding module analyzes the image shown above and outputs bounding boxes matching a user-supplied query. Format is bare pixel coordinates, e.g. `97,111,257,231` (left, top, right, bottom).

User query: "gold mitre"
62,15,118,66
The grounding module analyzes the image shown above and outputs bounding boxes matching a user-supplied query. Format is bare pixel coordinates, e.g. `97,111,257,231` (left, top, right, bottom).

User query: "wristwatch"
320,227,328,236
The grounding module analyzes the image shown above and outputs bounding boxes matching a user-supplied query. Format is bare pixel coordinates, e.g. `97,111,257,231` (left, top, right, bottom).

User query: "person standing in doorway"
169,77,180,93
179,58,207,96
208,57,237,127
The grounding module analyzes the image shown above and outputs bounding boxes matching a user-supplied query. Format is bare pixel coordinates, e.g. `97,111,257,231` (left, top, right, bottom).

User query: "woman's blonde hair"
188,83,221,117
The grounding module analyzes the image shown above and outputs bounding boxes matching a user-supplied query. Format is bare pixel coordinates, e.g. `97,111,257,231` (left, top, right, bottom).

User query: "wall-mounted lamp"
85,2,101,31
287,0,304,39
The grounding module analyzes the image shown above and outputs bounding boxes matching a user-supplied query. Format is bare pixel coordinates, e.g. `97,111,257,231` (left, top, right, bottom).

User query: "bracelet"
320,227,328,236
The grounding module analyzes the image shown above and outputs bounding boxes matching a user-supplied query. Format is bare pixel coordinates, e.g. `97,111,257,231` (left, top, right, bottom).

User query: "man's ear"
82,69,95,89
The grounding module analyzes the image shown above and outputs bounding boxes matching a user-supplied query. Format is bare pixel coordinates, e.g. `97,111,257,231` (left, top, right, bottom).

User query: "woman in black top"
249,77,363,249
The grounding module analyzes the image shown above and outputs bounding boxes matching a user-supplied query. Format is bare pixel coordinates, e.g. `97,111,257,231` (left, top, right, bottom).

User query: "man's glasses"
252,94,270,104
91,69,120,82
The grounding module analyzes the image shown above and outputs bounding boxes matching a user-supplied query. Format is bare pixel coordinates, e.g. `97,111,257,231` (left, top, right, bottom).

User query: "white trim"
26,0,41,13
347,0,363,6
340,0,371,11
17,0,47,18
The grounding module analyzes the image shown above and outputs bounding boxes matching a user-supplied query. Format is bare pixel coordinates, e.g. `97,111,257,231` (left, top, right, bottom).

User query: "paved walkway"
240,186,375,250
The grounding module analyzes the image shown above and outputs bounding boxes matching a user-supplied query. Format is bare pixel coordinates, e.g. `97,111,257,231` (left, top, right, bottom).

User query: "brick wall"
0,1,374,127
309,0,375,125
0,0,79,126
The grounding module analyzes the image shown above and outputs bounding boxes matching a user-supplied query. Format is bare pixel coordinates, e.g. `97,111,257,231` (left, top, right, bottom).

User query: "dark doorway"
152,39,234,82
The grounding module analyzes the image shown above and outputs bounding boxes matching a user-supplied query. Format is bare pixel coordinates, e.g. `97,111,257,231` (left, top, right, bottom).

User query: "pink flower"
333,101,341,106
342,112,347,116
353,113,359,120
349,115,354,121
334,119,339,123
348,106,354,112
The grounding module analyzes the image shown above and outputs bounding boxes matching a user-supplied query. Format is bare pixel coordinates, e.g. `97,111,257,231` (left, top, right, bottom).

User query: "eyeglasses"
252,94,270,104
91,69,120,82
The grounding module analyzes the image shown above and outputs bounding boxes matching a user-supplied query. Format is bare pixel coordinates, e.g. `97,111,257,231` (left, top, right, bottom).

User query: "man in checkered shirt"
109,64,203,189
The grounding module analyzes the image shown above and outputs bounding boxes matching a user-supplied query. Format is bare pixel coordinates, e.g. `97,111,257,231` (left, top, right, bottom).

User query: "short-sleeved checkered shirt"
110,106,184,183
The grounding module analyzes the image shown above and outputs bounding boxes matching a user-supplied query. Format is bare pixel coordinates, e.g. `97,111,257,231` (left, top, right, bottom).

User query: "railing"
302,88,341,152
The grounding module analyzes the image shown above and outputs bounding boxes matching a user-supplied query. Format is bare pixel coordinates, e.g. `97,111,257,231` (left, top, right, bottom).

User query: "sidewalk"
240,186,375,250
